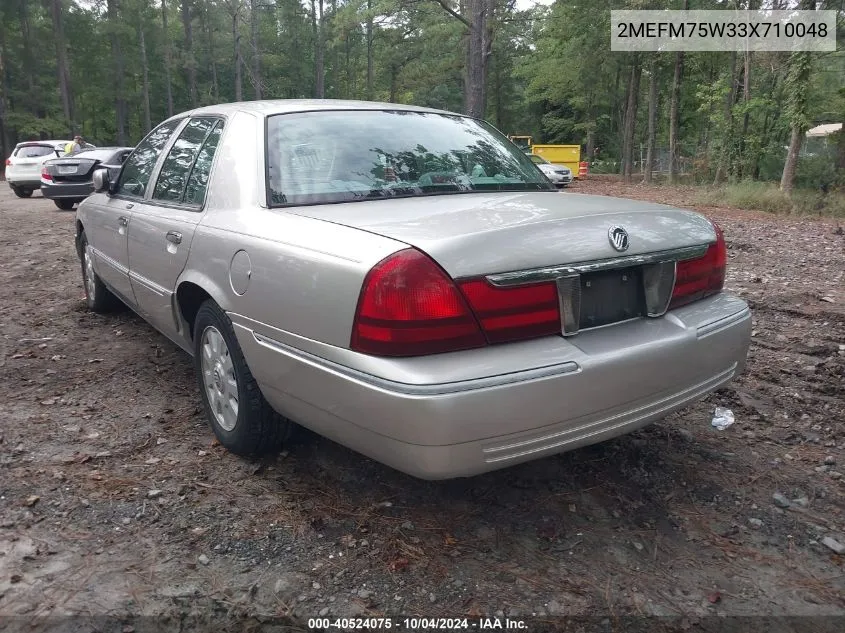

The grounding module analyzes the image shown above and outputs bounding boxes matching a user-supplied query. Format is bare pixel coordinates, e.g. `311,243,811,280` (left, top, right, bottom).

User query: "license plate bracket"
57,165,77,175
578,266,645,329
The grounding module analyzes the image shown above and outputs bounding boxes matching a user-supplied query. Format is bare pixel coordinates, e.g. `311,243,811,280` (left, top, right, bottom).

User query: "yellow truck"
507,136,582,178
530,144,581,177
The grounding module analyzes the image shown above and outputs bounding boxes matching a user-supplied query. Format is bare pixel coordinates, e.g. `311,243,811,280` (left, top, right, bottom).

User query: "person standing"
65,135,84,155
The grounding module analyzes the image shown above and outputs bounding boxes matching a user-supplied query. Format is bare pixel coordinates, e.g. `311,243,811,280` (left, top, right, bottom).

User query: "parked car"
4,140,70,198
41,147,133,210
76,100,751,480
529,153,573,187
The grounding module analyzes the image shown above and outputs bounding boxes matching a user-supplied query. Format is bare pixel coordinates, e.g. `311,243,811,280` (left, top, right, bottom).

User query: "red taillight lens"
350,249,486,357
41,166,52,180
669,222,727,310
5,158,11,166
458,278,560,344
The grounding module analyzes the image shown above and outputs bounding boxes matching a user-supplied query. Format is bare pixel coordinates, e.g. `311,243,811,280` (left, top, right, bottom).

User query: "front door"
127,117,225,341
89,119,185,303
84,194,136,305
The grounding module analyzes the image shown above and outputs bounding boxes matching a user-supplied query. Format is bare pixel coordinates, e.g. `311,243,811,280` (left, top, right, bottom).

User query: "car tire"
193,299,292,455
55,199,75,211
12,186,33,198
79,232,123,313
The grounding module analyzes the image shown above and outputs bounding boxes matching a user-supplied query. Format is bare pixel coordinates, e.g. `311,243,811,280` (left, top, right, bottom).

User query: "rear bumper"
6,178,41,189
233,294,751,479
40,182,93,200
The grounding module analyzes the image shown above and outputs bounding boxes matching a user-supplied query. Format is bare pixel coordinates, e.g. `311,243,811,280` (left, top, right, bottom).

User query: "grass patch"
693,181,845,216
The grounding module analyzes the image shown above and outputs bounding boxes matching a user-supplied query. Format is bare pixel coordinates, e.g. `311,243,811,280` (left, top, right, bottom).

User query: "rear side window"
116,120,182,198
15,145,55,158
153,117,218,203
183,121,224,206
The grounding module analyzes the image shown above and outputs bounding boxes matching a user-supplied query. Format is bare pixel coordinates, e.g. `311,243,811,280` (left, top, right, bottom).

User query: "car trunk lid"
285,191,716,279
290,191,719,341
44,158,99,182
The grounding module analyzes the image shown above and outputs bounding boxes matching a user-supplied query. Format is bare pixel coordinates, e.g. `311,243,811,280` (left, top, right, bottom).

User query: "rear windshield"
15,145,58,158
266,110,553,207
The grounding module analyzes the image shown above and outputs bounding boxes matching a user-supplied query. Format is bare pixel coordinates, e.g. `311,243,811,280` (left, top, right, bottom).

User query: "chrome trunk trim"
484,244,710,287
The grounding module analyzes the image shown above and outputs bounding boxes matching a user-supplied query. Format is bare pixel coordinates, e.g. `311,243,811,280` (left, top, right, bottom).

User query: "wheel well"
176,282,212,340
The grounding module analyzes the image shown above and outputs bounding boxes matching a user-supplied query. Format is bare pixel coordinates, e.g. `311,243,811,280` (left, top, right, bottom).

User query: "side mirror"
92,168,115,194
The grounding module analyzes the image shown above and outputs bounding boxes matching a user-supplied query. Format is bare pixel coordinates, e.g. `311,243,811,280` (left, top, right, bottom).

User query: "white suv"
5,140,70,198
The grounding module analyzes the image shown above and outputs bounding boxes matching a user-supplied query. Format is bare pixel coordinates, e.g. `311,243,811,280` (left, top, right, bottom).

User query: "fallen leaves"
388,557,409,572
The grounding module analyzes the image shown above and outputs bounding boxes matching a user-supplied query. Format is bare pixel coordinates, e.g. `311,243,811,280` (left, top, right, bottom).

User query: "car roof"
16,140,70,147
167,99,462,122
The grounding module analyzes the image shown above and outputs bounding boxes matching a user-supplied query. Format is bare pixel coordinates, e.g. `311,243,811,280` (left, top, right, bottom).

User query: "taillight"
458,278,560,344
669,222,727,310
350,249,486,357
41,166,52,181
4,158,10,166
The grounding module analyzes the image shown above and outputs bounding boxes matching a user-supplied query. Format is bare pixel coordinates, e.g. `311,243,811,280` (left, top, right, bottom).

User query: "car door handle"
118,216,129,227
166,231,182,245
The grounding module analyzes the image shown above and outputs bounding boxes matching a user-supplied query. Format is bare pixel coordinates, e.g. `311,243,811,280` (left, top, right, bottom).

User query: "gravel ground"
0,182,843,630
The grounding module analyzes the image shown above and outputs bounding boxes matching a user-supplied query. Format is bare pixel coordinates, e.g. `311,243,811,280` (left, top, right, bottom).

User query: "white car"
529,154,573,187
4,140,71,198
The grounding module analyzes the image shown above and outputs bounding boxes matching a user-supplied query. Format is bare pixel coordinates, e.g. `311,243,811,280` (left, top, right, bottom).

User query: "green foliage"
0,0,842,198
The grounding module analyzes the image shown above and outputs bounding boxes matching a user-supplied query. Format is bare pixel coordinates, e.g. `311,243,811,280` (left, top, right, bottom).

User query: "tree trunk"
668,0,687,183
0,25,11,156
389,63,398,103
621,60,641,183
738,47,752,178
49,0,74,130
345,32,351,98
643,59,658,183
162,0,174,117
250,0,262,99
200,0,219,102
107,0,127,144
465,0,488,118
779,0,814,194
780,128,803,194
19,0,39,117
586,130,595,162
233,6,242,101
835,130,845,172
713,51,739,185
780,53,812,193
312,0,324,98
181,1,197,106
139,25,152,134
366,0,373,100
611,64,621,140
329,0,338,97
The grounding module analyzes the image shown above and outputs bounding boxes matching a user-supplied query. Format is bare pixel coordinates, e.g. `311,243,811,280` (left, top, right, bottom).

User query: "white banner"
610,10,837,52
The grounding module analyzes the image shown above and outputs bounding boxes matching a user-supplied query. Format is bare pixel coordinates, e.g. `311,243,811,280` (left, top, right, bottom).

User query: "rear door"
84,121,183,304
127,117,225,339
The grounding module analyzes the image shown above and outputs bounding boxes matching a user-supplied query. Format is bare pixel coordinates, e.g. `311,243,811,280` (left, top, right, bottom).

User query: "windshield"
266,110,553,207
529,154,548,165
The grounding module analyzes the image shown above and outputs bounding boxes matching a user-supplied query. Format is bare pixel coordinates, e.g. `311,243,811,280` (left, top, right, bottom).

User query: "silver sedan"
76,100,751,480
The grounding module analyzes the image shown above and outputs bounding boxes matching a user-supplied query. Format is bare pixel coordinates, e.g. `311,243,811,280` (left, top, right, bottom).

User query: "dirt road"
1,183,843,628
